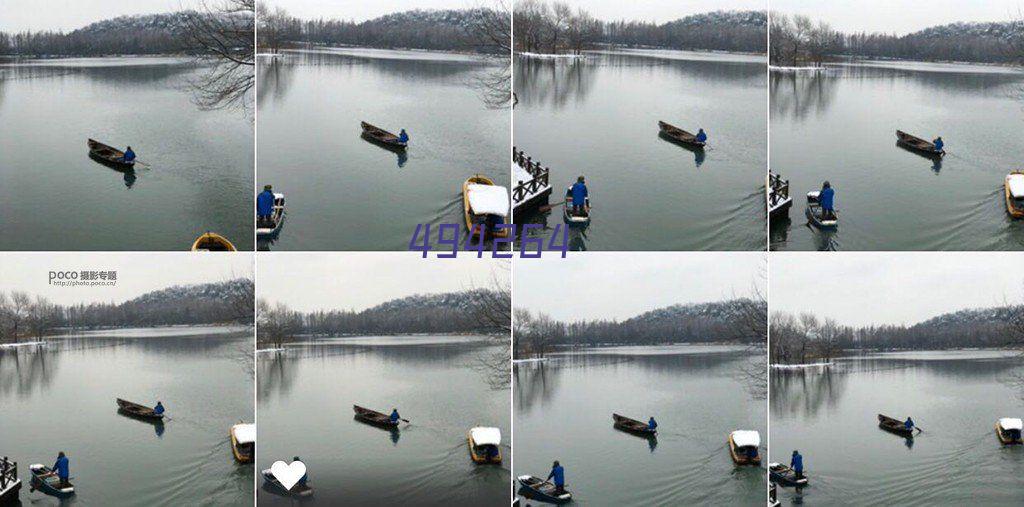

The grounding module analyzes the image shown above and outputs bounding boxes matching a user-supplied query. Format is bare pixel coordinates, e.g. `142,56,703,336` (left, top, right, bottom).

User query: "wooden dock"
0,457,21,503
512,148,553,219
768,172,792,219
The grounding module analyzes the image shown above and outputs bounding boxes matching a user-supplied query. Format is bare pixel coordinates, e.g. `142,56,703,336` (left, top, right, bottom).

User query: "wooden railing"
512,147,551,205
768,172,790,207
0,457,16,490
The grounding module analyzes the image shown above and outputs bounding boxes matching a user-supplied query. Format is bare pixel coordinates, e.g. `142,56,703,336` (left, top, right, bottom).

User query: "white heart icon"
270,460,307,491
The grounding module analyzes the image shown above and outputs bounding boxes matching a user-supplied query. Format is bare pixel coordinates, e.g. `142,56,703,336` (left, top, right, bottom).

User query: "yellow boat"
728,430,761,466
1005,171,1024,218
230,423,255,463
463,175,510,239
191,232,237,252
996,418,1022,445
468,427,502,464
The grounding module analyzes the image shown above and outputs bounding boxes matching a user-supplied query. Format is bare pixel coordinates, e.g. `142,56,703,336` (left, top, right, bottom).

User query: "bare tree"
181,0,255,112
466,1,512,108
256,299,301,349
471,262,511,389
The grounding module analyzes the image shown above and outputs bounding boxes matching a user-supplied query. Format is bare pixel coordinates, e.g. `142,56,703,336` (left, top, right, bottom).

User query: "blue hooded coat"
819,187,835,210
791,453,803,473
571,182,588,207
257,190,275,217
53,456,69,479
547,465,565,487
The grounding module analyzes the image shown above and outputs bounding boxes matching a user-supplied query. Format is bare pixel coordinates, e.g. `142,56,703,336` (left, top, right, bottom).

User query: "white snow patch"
770,65,829,72
0,341,46,349
257,347,286,353
518,52,585,59
770,362,834,369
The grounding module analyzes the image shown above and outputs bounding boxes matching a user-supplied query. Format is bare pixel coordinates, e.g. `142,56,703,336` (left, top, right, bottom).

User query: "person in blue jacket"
932,136,944,153
904,417,915,431
398,129,409,144
570,176,588,216
791,450,804,479
293,456,308,485
547,460,566,493
121,146,136,164
390,408,401,424
819,181,835,219
154,401,165,415
50,451,70,488
647,417,658,431
257,185,275,225
695,128,707,143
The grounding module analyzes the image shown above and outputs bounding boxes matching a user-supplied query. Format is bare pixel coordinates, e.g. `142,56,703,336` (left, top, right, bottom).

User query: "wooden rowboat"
87,138,135,170
191,232,237,252
463,175,510,239
805,191,837,229
517,475,572,504
769,462,808,487
261,468,313,497
895,130,944,157
996,418,1023,445
353,405,399,429
878,414,914,438
564,185,591,224
658,121,705,149
116,398,165,421
1005,172,1024,218
256,193,286,237
467,427,502,464
360,121,407,149
612,413,657,436
728,430,761,465
230,423,255,463
29,464,74,498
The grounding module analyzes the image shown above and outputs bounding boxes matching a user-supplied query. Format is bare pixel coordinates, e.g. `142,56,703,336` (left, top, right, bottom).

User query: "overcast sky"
515,253,764,321
771,253,1023,327
0,253,252,305
258,253,505,312
772,0,1024,34
0,0,206,32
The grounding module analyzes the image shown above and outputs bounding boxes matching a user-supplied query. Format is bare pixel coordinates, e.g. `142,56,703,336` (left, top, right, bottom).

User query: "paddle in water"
538,200,565,213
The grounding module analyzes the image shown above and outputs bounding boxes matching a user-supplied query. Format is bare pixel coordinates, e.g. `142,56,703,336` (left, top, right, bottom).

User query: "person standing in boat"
398,129,409,144
257,185,275,226
791,450,804,480
647,417,658,431
570,176,588,216
547,460,566,494
904,416,915,431
932,136,944,153
154,401,165,416
49,451,70,488
695,128,707,143
390,408,401,424
819,181,835,220
121,146,136,164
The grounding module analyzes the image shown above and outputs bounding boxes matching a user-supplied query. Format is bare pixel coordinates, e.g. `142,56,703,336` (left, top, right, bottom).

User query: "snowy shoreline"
0,341,46,349
770,362,834,369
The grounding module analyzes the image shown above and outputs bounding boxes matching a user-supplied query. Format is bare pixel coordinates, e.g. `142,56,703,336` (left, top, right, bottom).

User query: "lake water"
256,49,510,251
770,350,1024,505
0,331,254,506
0,57,254,251
770,61,1024,251
513,345,766,505
256,335,509,505
514,50,767,251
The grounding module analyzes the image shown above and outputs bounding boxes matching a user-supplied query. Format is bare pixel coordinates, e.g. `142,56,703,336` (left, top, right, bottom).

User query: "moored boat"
87,138,135,170
996,417,1023,445
517,475,572,504
191,232,237,252
877,414,914,438
28,464,74,499
769,462,808,487
1004,172,1024,218
261,468,313,497
612,413,657,437
467,427,502,464
728,430,761,465
563,185,591,224
805,191,837,229
116,398,165,421
895,130,945,157
360,121,407,149
230,423,256,463
658,121,706,149
353,405,399,429
463,175,510,238
256,193,286,237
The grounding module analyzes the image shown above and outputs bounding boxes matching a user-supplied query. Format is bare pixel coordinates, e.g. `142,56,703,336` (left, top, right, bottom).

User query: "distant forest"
514,2,766,54
771,306,1022,365
771,13,1024,66
514,298,766,358
0,279,253,343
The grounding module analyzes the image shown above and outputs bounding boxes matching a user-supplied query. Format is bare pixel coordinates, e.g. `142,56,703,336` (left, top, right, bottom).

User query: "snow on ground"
0,341,46,349
513,357,550,363
256,347,287,353
770,362,834,369
769,65,829,72
518,52,585,59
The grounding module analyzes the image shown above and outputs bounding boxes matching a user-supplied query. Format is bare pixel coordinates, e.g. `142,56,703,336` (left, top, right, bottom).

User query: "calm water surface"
770,61,1024,250
257,335,509,505
770,351,1024,505
0,57,253,251
514,345,766,505
514,49,767,251
257,49,509,251
0,331,254,506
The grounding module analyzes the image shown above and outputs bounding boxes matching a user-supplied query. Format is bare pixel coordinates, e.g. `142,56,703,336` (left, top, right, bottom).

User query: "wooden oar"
538,200,565,213
401,418,410,423
915,426,923,433
133,160,151,168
